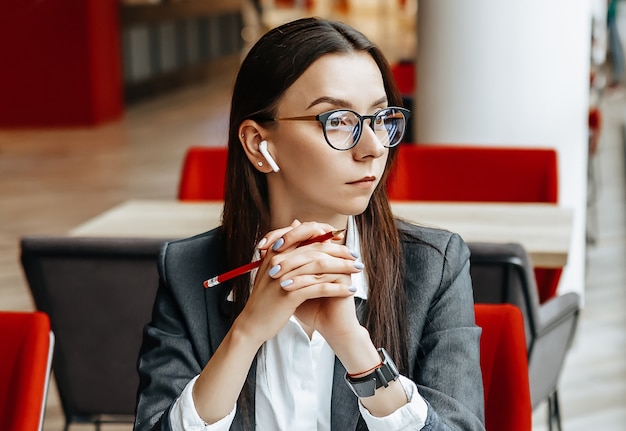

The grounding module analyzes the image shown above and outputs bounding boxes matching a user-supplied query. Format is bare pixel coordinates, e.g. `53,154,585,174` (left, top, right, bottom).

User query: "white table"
71,199,573,269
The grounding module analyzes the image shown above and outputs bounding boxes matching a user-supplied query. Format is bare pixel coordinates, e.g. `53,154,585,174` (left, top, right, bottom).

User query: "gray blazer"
134,221,485,431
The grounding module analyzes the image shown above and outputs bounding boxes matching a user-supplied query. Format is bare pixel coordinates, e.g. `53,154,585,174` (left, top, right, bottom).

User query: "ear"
238,120,274,173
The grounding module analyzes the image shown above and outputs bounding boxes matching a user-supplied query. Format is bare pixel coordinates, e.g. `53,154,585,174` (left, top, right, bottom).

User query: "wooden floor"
1,16,625,431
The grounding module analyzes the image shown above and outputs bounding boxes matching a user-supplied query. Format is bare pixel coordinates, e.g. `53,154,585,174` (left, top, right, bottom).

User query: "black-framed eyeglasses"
271,107,411,151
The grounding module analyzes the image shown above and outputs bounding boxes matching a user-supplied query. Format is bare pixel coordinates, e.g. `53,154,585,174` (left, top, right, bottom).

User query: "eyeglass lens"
324,108,407,150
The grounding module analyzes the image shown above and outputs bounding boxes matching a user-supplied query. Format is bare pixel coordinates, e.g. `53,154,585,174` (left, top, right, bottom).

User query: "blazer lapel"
331,356,360,430
330,296,367,430
204,285,232,355
230,356,257,430
203,283,257,430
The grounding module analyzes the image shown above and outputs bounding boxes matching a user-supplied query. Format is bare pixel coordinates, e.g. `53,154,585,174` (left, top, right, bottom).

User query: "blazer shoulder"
162,227,223,257
159,227,225,287
397,218,468,256
396,219,471,295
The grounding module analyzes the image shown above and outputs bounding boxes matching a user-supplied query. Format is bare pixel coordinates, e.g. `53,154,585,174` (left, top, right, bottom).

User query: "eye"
329,117,343,128
327,111,357,130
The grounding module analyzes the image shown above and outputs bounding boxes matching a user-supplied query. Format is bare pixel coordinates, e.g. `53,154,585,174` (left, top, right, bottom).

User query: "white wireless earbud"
259,140,280,172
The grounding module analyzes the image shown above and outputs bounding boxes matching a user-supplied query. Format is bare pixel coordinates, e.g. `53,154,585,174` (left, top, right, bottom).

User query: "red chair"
388,144,558,202
390,60,416,96
0,311,54,431
177,146,228,201
390,61,416,142
475,304,532,431
588,106,602,157
469,242,579,430
388,144,562,303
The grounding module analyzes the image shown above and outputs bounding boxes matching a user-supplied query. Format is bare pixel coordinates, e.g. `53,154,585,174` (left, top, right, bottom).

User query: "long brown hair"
222,17,408,371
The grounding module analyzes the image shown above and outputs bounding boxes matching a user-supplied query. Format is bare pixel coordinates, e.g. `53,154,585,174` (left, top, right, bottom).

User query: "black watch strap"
344,348,400,398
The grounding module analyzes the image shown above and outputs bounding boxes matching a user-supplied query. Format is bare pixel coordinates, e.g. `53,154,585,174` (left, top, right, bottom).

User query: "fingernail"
280,279,293,288
350,249,360,259
354,261,365,270
269,264,281,277
272,238,284,251
257,238,267,248
349,286,357,293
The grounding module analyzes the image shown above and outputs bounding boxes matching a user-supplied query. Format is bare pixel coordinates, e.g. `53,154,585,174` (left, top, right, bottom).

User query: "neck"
270,210,350,237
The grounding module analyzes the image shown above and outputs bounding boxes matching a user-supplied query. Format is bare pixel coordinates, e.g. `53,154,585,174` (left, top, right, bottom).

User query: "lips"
348,176,376,185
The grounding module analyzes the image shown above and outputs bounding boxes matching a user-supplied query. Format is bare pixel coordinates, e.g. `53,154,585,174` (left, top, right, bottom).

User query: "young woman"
134,17,485,431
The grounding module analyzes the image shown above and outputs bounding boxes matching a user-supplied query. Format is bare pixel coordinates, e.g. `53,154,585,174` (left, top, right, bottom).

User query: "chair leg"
547,390,563,431
586,150,600,246
547,396,554,431
553,390,563,431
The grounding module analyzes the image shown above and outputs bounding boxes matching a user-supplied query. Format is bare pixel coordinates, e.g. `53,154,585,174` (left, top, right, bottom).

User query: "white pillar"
416,0,591,300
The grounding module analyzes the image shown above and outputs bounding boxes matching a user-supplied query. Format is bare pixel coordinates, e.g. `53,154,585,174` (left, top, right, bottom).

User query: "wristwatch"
344,348,400,398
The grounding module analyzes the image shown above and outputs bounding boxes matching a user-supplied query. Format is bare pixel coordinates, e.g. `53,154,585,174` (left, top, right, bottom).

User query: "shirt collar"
346,215,368,300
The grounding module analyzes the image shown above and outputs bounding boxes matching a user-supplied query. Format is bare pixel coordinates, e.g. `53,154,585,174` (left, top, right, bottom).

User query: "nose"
352,119,386,160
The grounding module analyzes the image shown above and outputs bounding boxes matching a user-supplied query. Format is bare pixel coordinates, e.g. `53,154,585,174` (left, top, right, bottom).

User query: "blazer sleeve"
133,245,204,431
134,231,230,431
403,228,485,430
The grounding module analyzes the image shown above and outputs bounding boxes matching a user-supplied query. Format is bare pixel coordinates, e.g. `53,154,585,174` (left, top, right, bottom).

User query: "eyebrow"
306,96,388,111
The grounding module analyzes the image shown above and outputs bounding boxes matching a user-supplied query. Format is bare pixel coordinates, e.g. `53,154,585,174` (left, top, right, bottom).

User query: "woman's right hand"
234,221,361,347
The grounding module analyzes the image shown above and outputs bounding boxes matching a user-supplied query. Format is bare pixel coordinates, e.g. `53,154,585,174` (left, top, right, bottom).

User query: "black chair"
20,236,167,431
467,242,580,431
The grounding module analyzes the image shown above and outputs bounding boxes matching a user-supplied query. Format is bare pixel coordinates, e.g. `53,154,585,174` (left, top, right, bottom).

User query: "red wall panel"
0,0,123,127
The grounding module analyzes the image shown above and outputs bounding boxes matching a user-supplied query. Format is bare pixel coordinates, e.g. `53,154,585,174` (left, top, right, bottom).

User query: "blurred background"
0,0,624,430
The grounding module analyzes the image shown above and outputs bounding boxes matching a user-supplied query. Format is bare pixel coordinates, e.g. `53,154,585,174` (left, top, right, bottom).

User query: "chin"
327,190,379,217
340,200,372,217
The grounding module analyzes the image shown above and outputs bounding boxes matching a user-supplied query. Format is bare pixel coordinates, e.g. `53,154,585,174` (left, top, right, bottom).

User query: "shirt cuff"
358,375,428,431
169,375,237,431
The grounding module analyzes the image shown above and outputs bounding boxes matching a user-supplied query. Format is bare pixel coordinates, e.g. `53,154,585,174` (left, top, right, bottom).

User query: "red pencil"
203,229,346,288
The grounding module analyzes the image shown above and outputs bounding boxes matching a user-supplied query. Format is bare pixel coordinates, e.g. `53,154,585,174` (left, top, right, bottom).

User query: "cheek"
278,130,335,170
379,153,390,172
284,150,336,180
374,152,390,176
280,150,345,195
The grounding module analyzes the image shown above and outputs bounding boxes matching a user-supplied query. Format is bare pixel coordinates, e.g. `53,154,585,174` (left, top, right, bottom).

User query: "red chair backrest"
388,144,558,203
391,60,416,95
177,146,228,201
475,304,532,431
0,311,53,431
388,144,561,303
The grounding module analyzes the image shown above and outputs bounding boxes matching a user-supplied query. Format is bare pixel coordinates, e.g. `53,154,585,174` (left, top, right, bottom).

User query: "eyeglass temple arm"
273,115,319,121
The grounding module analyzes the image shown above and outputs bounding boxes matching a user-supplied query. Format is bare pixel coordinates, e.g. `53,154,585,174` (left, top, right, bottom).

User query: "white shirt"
170,217,428,430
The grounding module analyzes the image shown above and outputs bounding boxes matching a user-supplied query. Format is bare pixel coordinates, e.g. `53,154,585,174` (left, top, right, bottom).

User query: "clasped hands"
238,220,365,348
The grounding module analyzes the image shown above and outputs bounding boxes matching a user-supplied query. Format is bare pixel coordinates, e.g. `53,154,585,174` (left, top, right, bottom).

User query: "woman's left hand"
260,220,364,342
